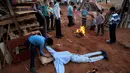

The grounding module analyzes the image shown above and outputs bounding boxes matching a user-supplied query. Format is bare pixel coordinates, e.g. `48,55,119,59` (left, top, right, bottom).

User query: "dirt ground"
0,5,130,73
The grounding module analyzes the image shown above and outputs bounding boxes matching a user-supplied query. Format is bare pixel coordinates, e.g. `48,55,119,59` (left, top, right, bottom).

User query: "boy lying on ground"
45,46,108,73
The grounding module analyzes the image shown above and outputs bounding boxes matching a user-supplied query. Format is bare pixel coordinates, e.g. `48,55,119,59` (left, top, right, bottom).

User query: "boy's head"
73,5,77,10
46,37,53,46
69,1,75,6
109,7,116,13
57,0,61,2
44,0,48,4
49,2,54,7
97,10,101,15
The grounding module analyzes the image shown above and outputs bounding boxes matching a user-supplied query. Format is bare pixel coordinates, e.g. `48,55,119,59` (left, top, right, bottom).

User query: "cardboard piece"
39,56,53,66
0,42,13,64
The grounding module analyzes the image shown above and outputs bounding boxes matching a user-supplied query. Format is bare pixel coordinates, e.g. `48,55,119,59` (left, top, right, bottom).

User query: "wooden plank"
6,0,22,36
15,6,32,8
15,11,36,15
0,42,13,64
0,14,36,25
0,26,5,41
20,22,39,29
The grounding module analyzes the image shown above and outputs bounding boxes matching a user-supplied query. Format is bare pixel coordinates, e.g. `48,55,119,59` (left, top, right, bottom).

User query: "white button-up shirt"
53,2,61,19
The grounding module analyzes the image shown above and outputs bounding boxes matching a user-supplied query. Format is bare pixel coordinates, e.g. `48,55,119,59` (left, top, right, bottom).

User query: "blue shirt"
81,9,88,18
109,13,120,25
67,5,73,16
28,35,46,56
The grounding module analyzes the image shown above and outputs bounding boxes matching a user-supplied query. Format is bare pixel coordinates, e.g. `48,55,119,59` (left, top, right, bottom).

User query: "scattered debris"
87,68,98,73
56,44,62,47
65,37,72,43
22,61,29,71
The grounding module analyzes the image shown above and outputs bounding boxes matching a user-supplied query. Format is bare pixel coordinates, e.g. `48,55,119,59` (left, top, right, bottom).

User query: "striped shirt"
109,13,120,25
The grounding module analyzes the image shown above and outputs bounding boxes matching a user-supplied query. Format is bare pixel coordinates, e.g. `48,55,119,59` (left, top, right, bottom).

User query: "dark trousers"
109,23,117,43
55,18,62,37
24,39,37,69
45,16,50,30
50,15,54,29
82,18,86,26
68,16,75,27
35,12,45,36
97,24,104,35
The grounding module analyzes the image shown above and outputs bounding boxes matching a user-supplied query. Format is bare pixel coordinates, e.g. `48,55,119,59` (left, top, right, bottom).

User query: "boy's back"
67,5,73,16
81,9,88,18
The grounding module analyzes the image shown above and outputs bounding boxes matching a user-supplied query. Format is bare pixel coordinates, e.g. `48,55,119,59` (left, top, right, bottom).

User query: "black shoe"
30,67,37,73
56,36,61,39
100,34,104,36
96,34,99,36
101,50,108,60
106,40,113,44
68,25,72,27
60,34,64,37
100,50,105,54
51,28,55,30
47,29,51,32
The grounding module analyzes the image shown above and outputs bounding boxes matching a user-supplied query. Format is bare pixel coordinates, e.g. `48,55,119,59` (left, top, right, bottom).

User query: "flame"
76,26,85,36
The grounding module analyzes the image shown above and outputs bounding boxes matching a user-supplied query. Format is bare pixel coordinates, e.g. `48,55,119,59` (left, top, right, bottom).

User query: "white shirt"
53,2,61,19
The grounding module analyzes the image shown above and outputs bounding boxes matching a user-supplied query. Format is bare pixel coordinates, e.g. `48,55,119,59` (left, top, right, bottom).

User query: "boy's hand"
44,53,51,57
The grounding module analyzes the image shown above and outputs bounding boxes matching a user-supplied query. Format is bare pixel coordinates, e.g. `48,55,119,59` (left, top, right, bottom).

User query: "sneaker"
55,36,61,39
102,52,108,60
96,34,99,36
30,67,37,73
106,40,113,44
100,50,108,60
103,53,108,60
60,34,64,37
100,50,105,54
100,34,104,36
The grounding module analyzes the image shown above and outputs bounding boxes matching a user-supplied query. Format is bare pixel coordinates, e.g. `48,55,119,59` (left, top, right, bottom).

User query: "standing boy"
53,0,63,38
106,7,120,44
25,35,53,73
41,0,50,31
96,10,105,36
81,6,88,27
67,1,75,27
49,2,55,30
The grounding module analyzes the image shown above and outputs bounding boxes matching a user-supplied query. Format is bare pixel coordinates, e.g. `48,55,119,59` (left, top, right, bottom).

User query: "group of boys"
67,2,120,44
26,0,120,73
34,0,63,39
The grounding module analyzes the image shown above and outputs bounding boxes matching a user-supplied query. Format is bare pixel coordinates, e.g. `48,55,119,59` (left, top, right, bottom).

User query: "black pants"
82,18,86,26
45,16,50,30
35,12,46,36
109,23,117,43
55,18,62,37
97,24,104,35
24,39,37,69
50,15,54,29
68,16,75,27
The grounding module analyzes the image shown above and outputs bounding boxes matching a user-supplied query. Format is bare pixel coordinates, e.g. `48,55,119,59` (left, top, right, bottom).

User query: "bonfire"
75,26,85,37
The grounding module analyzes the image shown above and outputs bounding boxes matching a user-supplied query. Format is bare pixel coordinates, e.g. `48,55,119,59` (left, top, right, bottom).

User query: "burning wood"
75,26,85,37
